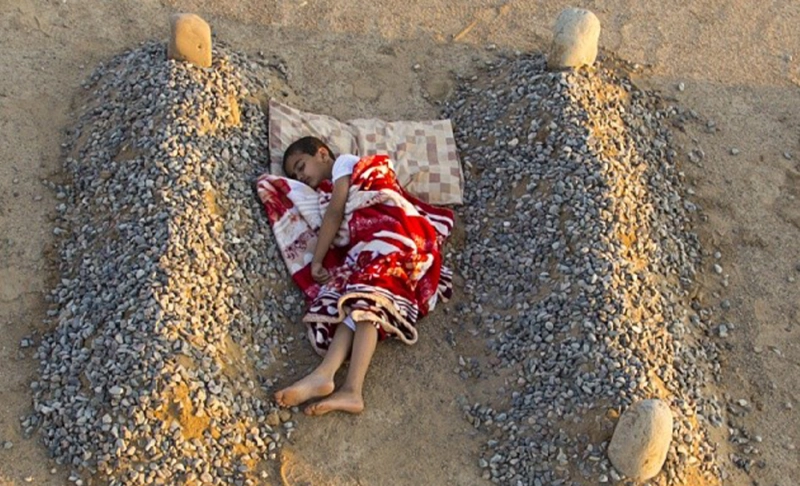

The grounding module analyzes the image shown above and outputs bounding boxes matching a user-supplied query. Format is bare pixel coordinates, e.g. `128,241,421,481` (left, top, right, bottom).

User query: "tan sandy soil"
1,0,798,485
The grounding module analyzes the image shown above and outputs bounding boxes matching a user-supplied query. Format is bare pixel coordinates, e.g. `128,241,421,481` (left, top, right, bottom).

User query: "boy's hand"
311,262,330,284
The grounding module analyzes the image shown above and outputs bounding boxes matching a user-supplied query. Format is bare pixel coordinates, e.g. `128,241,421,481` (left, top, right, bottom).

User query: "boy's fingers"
312,268,330,283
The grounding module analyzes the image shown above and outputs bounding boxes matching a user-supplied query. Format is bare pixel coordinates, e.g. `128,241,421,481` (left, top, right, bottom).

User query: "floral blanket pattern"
256,155,454,355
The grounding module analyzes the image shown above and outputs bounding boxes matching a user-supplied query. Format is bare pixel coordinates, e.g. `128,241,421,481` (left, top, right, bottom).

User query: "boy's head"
282,136,336,189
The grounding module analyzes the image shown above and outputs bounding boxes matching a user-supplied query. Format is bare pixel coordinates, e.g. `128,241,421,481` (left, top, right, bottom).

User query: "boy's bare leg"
275,325,354,407
305,321,377,415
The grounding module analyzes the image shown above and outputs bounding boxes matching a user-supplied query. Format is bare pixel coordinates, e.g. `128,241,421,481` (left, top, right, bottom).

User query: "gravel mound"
444,54,722,485
30,42,296,485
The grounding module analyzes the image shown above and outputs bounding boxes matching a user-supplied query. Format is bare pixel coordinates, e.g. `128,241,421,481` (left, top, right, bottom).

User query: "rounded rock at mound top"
547,8,601,71
608,399,674,481
168,13,212,68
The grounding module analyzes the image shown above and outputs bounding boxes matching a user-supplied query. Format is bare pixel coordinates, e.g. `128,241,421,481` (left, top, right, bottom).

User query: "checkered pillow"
267,99,463,205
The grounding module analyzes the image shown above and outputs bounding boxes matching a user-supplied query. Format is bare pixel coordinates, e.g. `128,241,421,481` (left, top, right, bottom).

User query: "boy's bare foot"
274,373,334,407
304,389,364,416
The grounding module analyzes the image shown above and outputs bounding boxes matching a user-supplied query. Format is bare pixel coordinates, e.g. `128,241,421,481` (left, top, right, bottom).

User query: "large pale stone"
547,8,601,70
608,399,673,481
167,13,212,68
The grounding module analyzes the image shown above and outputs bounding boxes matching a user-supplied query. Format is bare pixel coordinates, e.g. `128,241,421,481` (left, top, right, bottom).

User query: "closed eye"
293,163,305,181
288,162,301,179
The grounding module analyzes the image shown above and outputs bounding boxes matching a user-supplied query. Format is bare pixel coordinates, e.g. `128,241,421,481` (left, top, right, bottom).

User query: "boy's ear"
317,146,331,160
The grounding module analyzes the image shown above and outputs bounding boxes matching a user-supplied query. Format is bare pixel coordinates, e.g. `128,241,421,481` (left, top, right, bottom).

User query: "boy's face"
285,147,332,189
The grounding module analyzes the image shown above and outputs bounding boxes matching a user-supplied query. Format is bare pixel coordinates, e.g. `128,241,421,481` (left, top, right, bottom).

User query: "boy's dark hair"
282,136,336,174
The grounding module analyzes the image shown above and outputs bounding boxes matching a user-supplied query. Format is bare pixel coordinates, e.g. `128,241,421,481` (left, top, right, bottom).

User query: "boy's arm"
313,176,351,266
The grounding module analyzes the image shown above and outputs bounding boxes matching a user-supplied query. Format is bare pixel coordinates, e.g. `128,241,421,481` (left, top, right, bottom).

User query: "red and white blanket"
256,155,454,355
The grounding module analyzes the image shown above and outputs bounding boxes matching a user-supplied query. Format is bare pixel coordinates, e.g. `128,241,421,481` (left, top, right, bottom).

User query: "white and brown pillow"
267,99,464,205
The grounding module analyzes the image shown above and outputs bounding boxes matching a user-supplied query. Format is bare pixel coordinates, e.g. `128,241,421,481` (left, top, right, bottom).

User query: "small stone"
266,411,280,427
718,324,729,338
608,399,673,481
783,152,793,160
713,264,723,274
3,441,13,449
547,8,601,70
730,148,740,155
167,13,212,68
677,82,685,92
412,64,421,71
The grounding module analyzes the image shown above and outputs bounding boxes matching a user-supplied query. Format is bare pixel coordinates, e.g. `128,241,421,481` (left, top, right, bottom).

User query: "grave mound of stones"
444,53,722,485
30,42,300,485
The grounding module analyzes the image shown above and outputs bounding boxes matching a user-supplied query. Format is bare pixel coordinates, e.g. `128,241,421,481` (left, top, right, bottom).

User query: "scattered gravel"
443,53,722,485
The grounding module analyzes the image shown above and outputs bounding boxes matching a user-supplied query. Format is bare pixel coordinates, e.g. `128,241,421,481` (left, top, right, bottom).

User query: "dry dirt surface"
1,0,798,485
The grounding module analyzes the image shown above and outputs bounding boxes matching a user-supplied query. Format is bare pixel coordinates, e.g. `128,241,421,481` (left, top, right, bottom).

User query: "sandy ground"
1,0,798,485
